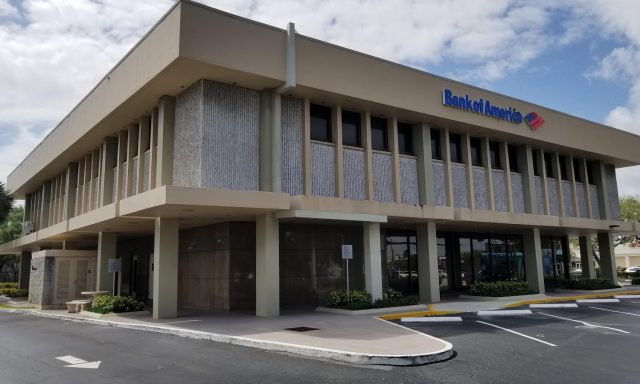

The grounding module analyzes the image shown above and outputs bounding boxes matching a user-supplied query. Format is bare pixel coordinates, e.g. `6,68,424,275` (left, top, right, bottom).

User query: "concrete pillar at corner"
256,213,279,317
153,218,179,319
417,222,440,303
523,228,545,294
579,236,596,279
363,222,383,301
597,232,617,284
96,232,116,293
18,251,32,290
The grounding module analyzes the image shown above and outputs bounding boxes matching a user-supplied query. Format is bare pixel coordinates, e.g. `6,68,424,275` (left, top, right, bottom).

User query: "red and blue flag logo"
524,112,545,131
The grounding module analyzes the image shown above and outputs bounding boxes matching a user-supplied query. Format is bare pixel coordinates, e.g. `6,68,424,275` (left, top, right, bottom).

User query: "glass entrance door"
542,236,569,289
382,230,418,295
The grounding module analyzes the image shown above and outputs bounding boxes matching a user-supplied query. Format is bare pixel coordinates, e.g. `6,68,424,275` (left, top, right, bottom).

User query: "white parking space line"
56,356,87,365
401,316,463,323
538,312,630,334
530,304,578,308
614,295,640,299
589,306,640,317
477,310,532,316
576,299,620,303
476,321,557,347
161,320,203,325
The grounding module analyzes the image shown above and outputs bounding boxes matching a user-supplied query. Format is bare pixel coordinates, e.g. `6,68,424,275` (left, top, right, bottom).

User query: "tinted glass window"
310,104,332,142
449,133,462,163
508,145,519,172
397,123,414,155
470,137,482,166
559,156,568,180
342,110,361,147
431,128,441,160
489,141,501,169
573,158,583,183
533,150,540,176
544,152,554,178
370,116,388,151
586,161,595,185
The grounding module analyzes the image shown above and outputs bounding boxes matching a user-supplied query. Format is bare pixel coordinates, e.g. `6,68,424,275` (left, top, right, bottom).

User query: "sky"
2,0,640,198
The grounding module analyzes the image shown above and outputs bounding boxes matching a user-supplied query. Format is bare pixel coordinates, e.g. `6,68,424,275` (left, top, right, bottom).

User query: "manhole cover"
284,327,319,332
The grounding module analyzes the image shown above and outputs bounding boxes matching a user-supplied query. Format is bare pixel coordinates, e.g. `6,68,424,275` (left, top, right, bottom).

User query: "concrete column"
363,112,375,200
363,222,383,301
414,123,435,206
259,89,282,192
256,213,279,317
597,232,617,284
592,161,611,220
390,118,402,203
99,137,118,206
579,236,595,279
153,218,179,319
523,228,545,294
39,181,51,229
64,163,78,219
96,232,116,293
482,138,495,210
417,222,440,303
156,96,176,188
18,251,32,290
553,153,565,217
302,99,312,196
443,129,454,207
462,133,475,209
333,105,344,198
540,151,550,215
567,156,579,216
501,141,514,212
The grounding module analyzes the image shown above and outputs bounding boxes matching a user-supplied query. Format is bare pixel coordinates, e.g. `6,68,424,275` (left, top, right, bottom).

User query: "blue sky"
1,0,640,197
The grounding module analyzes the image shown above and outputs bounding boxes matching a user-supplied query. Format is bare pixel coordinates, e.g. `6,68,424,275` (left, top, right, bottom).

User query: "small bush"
90,295,144,314
468,281,534,297
326,288,418,310
0,288,28,297
0,283,18,289
564,279,619,290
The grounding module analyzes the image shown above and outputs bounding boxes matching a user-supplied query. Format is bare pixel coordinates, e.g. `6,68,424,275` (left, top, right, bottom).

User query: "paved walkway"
23,308,452,366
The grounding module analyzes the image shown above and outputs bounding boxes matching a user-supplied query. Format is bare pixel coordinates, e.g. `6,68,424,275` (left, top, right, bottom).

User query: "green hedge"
0,282,18,289
0,288,28,297
326,288,418,310
89,295,144,314
563,279,619,290
468,281,534,297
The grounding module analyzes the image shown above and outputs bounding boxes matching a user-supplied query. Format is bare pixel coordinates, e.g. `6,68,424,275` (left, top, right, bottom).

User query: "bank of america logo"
524,112,545,131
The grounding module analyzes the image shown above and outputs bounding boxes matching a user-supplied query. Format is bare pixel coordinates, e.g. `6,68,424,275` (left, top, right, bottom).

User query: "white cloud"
0,0,18,18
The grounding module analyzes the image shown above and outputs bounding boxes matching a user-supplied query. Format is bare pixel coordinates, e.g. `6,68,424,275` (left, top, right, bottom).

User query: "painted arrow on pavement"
56,355,102,369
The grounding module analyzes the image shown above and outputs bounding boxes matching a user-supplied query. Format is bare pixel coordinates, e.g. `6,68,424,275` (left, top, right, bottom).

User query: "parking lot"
396,297,640,384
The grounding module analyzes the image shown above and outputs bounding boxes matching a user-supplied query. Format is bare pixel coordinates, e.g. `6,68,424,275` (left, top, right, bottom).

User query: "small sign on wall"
341,244,353,260
107,258,122,273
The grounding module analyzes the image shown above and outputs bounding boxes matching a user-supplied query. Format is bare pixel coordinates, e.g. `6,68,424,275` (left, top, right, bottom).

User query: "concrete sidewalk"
16,308,453,366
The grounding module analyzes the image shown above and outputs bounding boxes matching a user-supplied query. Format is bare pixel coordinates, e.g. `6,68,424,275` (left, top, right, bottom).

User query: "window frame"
397,123,414,156
310,104,333,143
341,110,362,148
370,116,389,151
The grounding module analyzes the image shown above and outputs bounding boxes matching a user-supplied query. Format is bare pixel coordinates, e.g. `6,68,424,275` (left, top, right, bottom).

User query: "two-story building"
3,0,640,318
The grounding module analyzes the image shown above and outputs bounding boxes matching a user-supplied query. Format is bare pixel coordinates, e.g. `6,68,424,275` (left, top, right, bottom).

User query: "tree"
0,206,23,282
0,182,13,224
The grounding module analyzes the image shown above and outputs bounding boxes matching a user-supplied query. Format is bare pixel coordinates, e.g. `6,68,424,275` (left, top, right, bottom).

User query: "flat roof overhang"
9,0,640,199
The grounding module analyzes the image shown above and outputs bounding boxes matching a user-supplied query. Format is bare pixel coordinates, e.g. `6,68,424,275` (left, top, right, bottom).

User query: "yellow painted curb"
502,290,640,308
378,309,463,321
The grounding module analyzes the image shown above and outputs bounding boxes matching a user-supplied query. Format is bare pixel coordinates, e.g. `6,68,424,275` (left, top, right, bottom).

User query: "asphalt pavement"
0,299,639,384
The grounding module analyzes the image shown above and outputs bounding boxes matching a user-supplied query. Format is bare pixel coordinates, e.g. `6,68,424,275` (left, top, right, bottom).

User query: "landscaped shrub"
468,280,534,297
326,288,418,310
564,279,619,290
0,288,28,297
0,282,17,289
89,295,144,314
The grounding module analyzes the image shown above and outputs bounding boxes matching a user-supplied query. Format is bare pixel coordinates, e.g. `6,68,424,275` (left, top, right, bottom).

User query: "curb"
26,311,453,366
502,290,640,308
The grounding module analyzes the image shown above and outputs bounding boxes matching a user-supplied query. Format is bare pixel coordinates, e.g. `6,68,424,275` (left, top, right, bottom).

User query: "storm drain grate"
284,327,320,332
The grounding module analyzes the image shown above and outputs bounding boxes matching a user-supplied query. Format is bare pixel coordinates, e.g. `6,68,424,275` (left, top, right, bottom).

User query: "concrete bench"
65,299,92,313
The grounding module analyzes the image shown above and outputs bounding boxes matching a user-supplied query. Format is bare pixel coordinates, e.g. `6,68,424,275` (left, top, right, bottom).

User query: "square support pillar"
417,222,440,303
18,251,32,290
363,222,383,301
597,232,617,284
96,232,117,293
153,218,179,319
579,236,596,279
523,228,545,294
256,213,279,317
